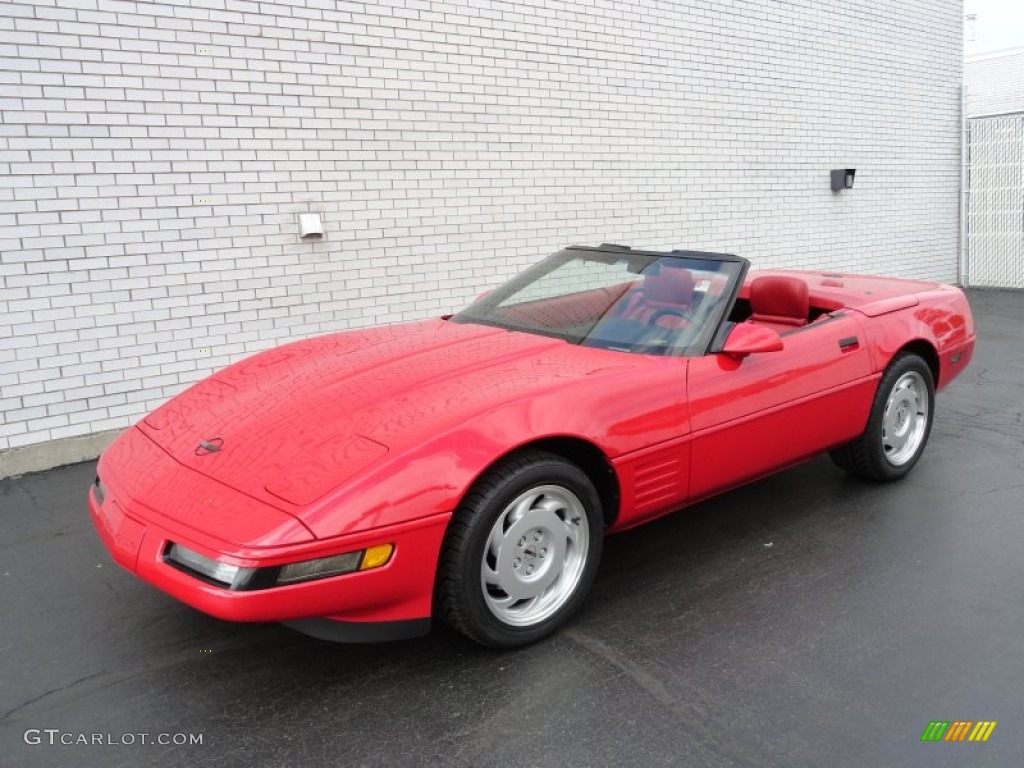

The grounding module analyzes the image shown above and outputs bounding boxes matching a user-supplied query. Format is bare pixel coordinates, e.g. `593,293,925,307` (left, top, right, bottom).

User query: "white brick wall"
966,47,1024,117
1,0,963,452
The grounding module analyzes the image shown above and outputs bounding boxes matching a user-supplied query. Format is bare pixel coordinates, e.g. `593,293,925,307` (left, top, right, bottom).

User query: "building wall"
1,0,963,453
966,47,1024,117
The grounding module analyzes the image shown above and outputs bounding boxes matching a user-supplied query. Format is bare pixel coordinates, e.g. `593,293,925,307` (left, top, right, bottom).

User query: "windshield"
452,249,745,356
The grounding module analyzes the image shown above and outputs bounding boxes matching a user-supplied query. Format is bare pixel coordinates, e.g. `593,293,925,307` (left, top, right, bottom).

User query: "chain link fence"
964,113,1024,288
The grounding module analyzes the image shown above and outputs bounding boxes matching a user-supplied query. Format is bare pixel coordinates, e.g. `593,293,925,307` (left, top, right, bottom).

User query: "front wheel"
829,352,935,481
436,451,604,648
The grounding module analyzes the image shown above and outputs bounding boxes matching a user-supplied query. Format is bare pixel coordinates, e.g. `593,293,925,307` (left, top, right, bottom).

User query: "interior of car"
728,275,844,329
615,264,698,329
588,271,843,351
471,259,846,355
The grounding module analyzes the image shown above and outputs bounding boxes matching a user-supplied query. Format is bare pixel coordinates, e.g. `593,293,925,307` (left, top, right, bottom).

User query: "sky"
965,0,1024,55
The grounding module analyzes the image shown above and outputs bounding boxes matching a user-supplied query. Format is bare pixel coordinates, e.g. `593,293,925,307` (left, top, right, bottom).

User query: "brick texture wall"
966,47,1024,117
0,0,963,451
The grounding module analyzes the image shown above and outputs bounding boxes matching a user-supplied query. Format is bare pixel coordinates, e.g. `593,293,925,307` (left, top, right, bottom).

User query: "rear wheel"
436,451,603,648
828,352,934,481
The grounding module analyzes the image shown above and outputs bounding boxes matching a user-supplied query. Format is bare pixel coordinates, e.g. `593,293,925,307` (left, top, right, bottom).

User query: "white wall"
1,0,963,453
966,47,1024,117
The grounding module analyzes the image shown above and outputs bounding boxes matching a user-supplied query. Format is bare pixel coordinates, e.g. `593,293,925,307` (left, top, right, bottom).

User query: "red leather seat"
747,276,809,332
618,266,696,328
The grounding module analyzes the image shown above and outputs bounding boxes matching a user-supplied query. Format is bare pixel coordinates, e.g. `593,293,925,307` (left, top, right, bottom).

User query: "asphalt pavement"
1,288,1022,768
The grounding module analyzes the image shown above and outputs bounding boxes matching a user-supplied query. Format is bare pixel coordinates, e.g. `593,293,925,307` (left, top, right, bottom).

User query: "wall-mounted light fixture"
299,213,324,240
831,169,856,192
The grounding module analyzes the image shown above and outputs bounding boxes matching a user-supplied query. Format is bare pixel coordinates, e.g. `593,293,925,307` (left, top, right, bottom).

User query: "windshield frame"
451,245,750,358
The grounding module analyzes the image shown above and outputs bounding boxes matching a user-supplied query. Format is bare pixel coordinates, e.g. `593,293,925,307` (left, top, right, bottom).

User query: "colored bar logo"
921,721,997,742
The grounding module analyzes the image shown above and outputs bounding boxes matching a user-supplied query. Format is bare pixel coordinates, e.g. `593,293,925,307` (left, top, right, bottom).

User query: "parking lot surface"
1,289,1022,768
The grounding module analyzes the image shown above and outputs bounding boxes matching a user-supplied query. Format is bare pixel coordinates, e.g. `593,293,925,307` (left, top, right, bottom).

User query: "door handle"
838,336,859,351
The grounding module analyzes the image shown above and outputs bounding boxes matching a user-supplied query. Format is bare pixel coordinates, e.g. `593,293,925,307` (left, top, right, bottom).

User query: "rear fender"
853,286,974,391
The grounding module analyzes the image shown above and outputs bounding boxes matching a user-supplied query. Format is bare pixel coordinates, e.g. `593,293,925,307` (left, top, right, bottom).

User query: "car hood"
138,319,624,513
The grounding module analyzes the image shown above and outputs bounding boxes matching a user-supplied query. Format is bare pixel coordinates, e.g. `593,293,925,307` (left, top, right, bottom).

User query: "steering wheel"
647,307,694,326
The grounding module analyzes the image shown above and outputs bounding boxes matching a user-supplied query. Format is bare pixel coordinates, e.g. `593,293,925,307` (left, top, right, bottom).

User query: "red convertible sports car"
89,244,975,647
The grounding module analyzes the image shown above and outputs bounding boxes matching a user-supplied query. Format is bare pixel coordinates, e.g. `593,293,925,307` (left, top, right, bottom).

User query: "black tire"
436,450,604,648
829,352,935,481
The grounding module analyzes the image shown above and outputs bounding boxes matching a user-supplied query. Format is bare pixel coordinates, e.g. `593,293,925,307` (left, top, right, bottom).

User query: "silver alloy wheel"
480,484,590,627
881,370,929,466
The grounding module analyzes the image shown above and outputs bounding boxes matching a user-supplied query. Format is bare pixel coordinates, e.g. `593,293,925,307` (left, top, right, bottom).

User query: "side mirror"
721,323,784,359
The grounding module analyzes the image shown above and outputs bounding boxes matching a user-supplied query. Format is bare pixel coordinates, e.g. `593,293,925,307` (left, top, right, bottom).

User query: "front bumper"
88,479,449,636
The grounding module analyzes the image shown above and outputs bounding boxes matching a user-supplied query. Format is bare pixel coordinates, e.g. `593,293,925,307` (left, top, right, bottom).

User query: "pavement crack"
0,671,107,724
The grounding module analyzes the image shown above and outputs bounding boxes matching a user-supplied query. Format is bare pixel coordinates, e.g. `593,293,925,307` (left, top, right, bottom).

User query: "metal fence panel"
965,114,1024,288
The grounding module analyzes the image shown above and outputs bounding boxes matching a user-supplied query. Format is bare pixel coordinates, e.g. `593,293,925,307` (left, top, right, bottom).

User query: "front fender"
299,359,690,539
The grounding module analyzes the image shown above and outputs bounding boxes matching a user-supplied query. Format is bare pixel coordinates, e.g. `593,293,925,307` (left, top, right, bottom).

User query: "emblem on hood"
194,437,224,456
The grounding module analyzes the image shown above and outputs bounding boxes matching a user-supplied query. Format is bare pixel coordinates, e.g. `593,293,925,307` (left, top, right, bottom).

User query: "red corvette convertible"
89,244,975,647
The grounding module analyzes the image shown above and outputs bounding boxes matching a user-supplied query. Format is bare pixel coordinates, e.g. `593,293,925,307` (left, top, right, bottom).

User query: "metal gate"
964,112,1024,288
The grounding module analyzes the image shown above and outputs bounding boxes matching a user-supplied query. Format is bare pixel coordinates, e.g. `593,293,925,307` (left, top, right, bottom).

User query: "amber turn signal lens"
360,544,394,571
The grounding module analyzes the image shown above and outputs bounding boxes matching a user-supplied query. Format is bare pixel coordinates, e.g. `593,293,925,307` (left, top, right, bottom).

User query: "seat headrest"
643,266,695,306
749,276,809,326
